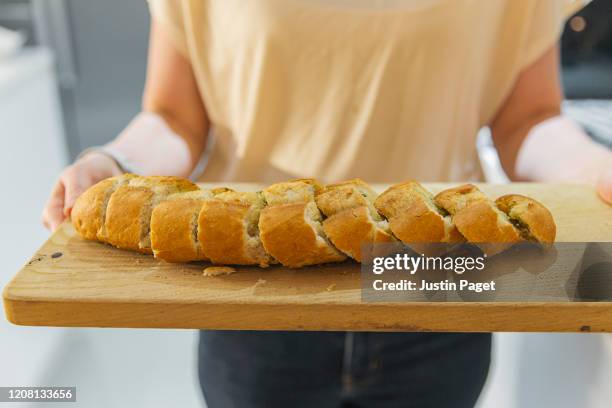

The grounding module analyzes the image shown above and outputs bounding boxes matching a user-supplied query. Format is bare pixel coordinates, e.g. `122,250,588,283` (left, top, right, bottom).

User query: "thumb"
43,181,67,231
63,171,89,217
596,166,612,205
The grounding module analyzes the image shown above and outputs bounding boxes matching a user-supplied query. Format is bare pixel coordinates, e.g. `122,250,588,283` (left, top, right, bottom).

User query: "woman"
43,1,611,407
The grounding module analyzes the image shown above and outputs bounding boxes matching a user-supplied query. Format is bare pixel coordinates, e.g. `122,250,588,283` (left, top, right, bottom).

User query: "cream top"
148,0,584,183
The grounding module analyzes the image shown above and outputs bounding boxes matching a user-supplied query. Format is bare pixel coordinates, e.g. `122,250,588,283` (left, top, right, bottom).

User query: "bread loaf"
315,179,396,261
258,179,346,267
71,176,557,267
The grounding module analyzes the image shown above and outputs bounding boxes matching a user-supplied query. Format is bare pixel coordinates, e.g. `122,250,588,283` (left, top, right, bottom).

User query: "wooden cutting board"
4,183,612,332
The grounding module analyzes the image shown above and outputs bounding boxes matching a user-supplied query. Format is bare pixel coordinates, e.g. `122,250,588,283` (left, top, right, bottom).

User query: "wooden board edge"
5,298,612,333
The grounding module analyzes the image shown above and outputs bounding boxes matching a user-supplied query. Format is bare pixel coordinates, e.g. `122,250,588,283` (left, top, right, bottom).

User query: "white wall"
0,48,68,388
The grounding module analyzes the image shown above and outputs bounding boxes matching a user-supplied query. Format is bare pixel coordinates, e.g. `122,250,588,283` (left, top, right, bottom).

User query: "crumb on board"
203,266,237,277
326,283,336,292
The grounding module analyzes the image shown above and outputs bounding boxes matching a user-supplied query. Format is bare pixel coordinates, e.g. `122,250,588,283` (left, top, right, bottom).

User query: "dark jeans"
198,331,491,408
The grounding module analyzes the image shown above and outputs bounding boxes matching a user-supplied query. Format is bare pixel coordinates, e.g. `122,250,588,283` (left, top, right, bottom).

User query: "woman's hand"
490,44,612,205
513,115,612,205
42,153,122,231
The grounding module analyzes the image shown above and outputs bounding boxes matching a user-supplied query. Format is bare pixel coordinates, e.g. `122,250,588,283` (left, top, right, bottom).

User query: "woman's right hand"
41,18,210,232
42,152,123,231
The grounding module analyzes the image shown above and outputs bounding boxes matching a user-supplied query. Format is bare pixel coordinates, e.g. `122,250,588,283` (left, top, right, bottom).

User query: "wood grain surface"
3,183,612,332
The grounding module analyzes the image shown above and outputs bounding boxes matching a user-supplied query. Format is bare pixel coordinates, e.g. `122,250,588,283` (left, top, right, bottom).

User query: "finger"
42,181,66,231
596,166,612,205
62,169,88,217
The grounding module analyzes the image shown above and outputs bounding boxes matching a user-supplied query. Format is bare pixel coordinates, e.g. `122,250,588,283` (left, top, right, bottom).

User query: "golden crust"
374,180,426,217
214,190,260,204
315,179,379,219
375,181,462,245
259,202,346,267
71,174,136,241
316,180,394,261
433,184,488,215
452,201,521,243
495,194,556,243
322,206,395,262
198,198,271,266
434,185,522,255
263,179,322,206
168,190,214,200
104,185,153,253
389,200,453,243
318,179,375,199
150,197,208,263
103,176,199,253
128,175,199,193
71,177,118,241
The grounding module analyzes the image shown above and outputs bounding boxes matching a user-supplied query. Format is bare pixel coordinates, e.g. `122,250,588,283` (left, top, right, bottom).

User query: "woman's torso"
149,0,573,183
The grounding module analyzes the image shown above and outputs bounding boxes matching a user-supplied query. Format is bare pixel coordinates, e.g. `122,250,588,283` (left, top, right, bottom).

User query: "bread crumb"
254,278,267,287
326,283,336,292
203,266,237,276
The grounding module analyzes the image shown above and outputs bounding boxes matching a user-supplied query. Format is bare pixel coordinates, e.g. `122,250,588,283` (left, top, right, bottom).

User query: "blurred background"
0,0,611,407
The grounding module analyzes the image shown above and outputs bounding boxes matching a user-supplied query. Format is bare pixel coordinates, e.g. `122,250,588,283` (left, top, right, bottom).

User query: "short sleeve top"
147,0,586,183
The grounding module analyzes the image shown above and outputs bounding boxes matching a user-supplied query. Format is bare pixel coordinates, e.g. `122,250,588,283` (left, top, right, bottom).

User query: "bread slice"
315,179,380,218
315,179,396,261
263,178,323,205
375,181,463,246
495,194,556,244
434,184,522,255
259,179,346,267
150,190,214,263
434,184,489,214
198,190,272,266
104,176,199,253
71,174,135,241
